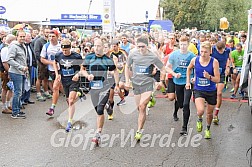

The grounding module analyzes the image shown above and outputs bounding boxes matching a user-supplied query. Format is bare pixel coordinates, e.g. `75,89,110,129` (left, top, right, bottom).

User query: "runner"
186,41,220,139
107,40,128,120
165,35,196,135
78,38,119,145
40,30,62,116
111,40,128,106
53,39,83,132
120,34,134,55
124,36,172,141
162,34,180,121
230,43,244,99
211,41,232,124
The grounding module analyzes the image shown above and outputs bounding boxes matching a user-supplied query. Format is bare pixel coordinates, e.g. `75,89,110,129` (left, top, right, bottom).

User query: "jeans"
9,72,25,115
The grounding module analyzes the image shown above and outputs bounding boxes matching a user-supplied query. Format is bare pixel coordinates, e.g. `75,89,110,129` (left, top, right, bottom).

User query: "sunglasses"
137,45,146,48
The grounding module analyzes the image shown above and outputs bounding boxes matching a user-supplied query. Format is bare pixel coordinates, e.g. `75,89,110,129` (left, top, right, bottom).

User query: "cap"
50,29,59,36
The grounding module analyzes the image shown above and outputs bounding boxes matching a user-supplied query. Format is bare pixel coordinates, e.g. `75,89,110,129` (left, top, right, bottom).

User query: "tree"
160,0,251,31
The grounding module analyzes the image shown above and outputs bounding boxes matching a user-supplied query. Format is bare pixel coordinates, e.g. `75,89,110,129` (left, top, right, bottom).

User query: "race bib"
62,68,74,76
135,65,149,75
197,77,210,87
178,60,189,68
90,80,103,89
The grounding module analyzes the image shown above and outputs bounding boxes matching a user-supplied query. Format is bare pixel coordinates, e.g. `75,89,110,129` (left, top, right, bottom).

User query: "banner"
102,0,115,33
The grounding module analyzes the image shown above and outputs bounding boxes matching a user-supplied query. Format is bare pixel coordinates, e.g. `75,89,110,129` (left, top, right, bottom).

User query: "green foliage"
160,0,251,32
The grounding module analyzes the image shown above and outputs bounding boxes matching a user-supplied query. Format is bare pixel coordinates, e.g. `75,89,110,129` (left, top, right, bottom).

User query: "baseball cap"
50,29,59,36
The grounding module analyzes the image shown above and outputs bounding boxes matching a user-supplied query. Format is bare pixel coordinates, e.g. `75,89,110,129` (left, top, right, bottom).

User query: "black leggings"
89,87,110,115
175,84,192,129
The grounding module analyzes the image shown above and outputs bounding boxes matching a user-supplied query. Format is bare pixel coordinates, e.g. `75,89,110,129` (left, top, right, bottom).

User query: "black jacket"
34,37,47,63
25,42,37,68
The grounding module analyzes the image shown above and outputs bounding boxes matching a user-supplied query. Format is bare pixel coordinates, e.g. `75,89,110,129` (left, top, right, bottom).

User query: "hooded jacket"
7,41,27,75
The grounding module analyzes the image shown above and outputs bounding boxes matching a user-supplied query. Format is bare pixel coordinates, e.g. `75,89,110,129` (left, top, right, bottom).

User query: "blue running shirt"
169,50,195,85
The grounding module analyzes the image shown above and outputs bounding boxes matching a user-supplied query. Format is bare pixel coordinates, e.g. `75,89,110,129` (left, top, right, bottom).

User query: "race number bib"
90,80,103,89
62,68,74,76
178,60,189,68
135,65,149,75
197,77,210,87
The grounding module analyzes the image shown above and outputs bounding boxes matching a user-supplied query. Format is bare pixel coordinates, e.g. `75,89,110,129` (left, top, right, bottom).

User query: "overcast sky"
0,0,159,23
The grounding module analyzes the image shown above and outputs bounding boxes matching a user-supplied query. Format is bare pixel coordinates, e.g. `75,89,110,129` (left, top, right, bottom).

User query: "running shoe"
108,114,113,120
173,114,179,121
65,122,72,132
134,131,143,141
229,88,234,93
204,129,211,139
46,108,54,116
124,89,129,97
230,94,236,99
197,121,203,132
36,95,46,102
180,127,187,136
212,116,219,125
117,99,126,106
92,133,101,145
161,86,166,94
147,93,156,108
43,93,52,99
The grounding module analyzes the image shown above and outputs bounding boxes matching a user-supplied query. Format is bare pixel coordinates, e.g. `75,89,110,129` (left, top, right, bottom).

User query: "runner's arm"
41,57,54,65
125,63,130,85
186,57,195,84
113,69,119,86
212,59,220,83
163,63,177,77
52,60,59,76
225,53,232,75
230,52,235,68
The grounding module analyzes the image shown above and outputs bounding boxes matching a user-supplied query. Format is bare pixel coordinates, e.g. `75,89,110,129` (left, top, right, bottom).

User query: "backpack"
44,42,50,59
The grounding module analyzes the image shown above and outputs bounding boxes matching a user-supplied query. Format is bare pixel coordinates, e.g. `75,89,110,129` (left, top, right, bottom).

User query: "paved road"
0,89,251,167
